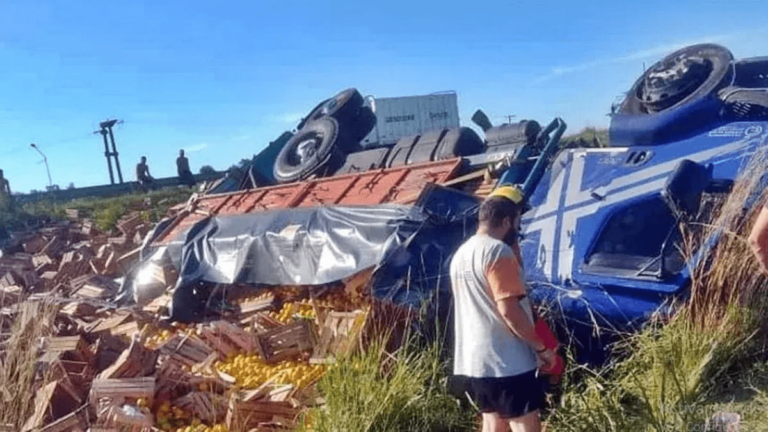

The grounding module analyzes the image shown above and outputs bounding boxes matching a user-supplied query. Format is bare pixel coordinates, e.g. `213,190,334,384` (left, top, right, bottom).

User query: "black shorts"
449,370,544,419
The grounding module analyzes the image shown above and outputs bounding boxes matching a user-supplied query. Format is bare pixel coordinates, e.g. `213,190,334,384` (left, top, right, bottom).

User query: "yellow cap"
487,185,525,204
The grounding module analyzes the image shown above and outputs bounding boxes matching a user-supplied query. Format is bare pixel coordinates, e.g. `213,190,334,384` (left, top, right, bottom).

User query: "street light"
30,143,53,188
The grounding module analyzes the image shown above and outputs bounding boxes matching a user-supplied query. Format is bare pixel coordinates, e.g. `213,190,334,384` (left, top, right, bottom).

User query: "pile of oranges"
269,300,316,323
216,354,325,389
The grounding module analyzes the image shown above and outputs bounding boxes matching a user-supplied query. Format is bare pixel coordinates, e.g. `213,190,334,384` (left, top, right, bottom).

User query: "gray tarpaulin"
172,205,426,287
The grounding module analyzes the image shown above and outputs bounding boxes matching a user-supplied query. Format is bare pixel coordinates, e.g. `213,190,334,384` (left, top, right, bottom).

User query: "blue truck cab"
513,44,768,363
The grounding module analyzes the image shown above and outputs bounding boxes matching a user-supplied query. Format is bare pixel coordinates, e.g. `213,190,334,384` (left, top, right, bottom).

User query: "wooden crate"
238,293,277,315
116,213,142,237
310,309,368,364
21,381,82,432
98,338,157,379
0,285,21,307
254,320,314,364
89,377,155,406
226,397,299,431
32,254,55,273
43,356,95,401
95,402,153,432
157,333,215,367
155,362,194,401
173,392,228,423
45,336,93,364
39,405,89,432
60,302,98,317
111,320,141,339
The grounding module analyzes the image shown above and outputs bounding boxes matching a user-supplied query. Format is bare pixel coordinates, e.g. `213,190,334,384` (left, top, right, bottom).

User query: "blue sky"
1,0,767,193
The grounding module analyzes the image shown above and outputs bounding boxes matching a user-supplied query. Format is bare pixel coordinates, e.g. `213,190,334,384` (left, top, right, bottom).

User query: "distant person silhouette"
0,169,10,196
176,150,196,187
136,156,155,191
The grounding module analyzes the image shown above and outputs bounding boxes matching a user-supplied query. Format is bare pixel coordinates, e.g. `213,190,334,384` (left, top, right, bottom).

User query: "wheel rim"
296,137,319,162
637,52,713,112
286,133,322,169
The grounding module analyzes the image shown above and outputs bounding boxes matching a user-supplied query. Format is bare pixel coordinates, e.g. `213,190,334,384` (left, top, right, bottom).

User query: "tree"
199,165,216,175
67,182,75,190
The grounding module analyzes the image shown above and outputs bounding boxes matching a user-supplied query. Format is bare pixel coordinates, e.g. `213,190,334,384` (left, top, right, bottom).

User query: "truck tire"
301,89,364,130
435,127,485,160
273,118,350,183
334,147,391,175
406,129,449,165
610,44,734,146
386,135,420,168
485,121,541,149
348,106,378,144
296,98,330,131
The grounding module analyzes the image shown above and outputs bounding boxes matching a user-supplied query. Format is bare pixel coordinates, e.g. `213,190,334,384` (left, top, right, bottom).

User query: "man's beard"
503,227,520,247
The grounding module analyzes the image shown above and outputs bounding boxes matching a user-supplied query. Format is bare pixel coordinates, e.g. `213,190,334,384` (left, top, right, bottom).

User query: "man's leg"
507,410,541,432
482,412,510,432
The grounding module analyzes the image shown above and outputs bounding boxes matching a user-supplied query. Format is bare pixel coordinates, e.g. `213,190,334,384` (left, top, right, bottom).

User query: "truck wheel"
436,127,485,160
386,134,420,168
619,44,733,115
485,121,541,149
407,129,449,165
273,118,350,183
296,98,330,131
610,44,734,146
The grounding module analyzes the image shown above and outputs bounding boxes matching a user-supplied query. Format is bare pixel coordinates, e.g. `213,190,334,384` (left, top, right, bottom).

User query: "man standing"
136,156,154,191
450,186,557,432
176,149,195,187
0,169,10,196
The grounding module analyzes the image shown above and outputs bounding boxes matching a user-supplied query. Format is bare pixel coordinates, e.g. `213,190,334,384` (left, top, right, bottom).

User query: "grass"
544,149,768,431
300,306,477,432
5,187,193,232
0,300,58,430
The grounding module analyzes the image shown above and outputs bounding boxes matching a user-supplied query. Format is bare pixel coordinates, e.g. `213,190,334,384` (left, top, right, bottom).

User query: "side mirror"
661,159,713,219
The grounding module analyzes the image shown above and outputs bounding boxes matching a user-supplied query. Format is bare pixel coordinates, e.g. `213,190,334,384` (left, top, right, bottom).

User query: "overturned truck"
129,43,768,364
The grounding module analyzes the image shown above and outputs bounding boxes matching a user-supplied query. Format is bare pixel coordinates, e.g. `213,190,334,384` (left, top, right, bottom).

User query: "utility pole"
29,143,53,189
506,114,516,124
95,119,124,184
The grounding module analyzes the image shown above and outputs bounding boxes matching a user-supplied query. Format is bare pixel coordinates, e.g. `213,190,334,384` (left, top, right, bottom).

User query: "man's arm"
486,255,546,352
748,206,768,273
496,296,546,352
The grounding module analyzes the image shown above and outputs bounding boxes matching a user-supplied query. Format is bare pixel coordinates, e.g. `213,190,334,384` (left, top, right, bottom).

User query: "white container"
361,91,460,146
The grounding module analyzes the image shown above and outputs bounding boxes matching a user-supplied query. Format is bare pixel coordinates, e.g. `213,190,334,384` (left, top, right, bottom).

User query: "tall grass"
301,307,477,432
546,148,768,431
0,300,58,429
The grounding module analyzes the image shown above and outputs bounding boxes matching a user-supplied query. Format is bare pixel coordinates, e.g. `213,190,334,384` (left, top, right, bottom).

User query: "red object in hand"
534,317,565,378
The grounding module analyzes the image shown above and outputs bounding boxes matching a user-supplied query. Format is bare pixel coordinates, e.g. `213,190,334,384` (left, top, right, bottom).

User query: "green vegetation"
301,331,477,432
561,127,610,148
4,188,192,232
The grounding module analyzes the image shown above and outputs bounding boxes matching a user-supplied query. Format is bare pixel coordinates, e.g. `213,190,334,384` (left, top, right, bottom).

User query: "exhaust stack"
471,109,493,132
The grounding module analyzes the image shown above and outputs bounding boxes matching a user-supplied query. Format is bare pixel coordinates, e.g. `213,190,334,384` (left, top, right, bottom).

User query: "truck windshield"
583,195,685,277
